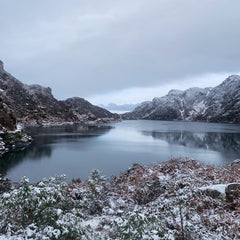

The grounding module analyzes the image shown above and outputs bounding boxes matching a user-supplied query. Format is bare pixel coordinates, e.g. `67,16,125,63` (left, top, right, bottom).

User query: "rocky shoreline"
0,158,240,239
0,125,33,158
0,129,32,158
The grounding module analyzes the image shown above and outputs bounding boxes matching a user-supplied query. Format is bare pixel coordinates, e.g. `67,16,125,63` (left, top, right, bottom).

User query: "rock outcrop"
123,75,240,123
225,183,240,204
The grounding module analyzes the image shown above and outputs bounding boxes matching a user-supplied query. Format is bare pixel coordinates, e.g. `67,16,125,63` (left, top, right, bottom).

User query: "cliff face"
197,75,240,123
0,60,119,127
123,75,240,123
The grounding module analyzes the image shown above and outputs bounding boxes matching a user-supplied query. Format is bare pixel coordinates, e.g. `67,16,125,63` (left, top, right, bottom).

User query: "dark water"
1,120,240,182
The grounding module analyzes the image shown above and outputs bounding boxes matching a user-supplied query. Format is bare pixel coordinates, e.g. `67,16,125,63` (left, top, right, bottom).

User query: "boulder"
225,183,240,203
230,159,240,168
200,184,226,199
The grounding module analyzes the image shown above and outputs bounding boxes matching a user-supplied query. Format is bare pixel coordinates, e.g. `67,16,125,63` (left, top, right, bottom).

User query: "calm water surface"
1,120,240,182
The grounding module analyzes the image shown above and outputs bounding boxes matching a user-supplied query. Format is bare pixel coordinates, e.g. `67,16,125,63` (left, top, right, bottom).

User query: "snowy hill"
99,103,140,113
123,75,240,123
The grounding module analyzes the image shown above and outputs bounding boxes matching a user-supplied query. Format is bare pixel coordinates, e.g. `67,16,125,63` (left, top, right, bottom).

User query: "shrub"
0,175,92,239
113,210,165,239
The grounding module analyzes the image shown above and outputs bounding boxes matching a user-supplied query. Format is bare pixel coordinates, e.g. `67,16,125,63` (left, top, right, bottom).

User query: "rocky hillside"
0,99,16,131
0,60,118,128
64,97,119,122
123,75,240,123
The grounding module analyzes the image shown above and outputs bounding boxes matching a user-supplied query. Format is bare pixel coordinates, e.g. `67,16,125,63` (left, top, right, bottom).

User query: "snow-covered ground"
0,158,240,239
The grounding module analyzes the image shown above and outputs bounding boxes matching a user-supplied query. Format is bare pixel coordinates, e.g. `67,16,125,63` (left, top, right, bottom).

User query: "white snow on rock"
199,184,227,195
124,75,240,123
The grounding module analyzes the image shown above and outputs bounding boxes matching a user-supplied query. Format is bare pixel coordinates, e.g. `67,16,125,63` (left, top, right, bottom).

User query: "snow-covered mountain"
123,75,240,123
99,103,140,113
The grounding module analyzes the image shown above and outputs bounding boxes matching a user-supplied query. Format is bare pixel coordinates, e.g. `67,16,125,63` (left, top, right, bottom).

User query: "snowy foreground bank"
0,158,240,240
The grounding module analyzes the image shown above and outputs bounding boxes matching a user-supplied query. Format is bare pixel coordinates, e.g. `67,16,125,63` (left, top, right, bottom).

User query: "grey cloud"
0,0,240,100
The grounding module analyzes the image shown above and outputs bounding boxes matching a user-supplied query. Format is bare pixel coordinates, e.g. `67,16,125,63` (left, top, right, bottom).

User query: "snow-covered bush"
113,210,165,239
88,169,106,186
0,175,92,239
72,170,108,216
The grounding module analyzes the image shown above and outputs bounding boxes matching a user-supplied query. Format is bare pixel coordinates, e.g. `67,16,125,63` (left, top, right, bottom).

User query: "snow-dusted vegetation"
1,158,240,239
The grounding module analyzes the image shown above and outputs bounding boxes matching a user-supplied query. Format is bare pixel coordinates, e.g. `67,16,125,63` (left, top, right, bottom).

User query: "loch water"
1,120,240,182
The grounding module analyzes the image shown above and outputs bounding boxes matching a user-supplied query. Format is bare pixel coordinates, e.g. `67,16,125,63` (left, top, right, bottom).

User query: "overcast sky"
0,0,240,105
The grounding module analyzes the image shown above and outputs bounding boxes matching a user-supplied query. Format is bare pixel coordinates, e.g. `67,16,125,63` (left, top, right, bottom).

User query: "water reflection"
1,121,240,182
0,144,52,176
25,124,112,143
142,131,240,159
0,124,111,176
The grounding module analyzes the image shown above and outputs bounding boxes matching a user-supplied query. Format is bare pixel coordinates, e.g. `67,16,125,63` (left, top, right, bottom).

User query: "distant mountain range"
99,103,140,113
123,75,240,123
0,60,119,130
